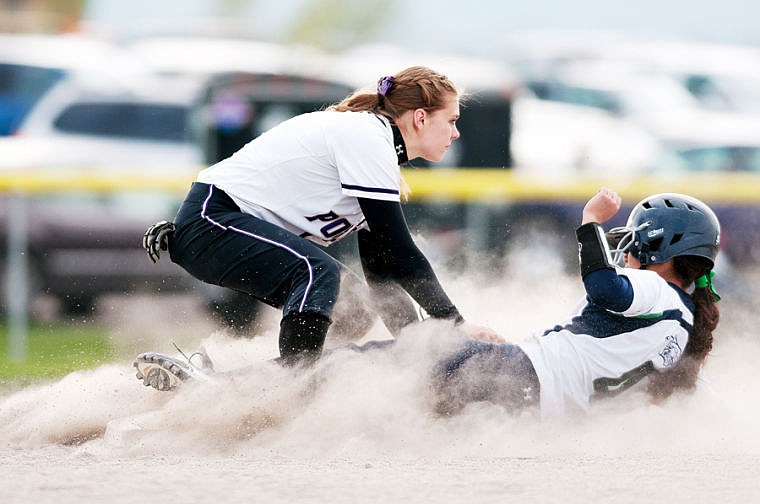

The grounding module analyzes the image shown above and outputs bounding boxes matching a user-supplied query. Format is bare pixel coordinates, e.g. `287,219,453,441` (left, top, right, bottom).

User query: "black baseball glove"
143,220,175,263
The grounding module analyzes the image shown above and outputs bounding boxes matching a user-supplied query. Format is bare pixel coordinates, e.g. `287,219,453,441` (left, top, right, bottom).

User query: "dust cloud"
1,262,759,503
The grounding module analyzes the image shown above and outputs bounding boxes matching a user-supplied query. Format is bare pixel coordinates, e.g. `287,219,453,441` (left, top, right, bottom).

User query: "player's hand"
143,220,175,263
459,322,506,344
582,187,622,225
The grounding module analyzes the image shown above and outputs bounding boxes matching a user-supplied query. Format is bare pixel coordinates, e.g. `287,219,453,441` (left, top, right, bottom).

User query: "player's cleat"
133,353,190,391
133,346,215,391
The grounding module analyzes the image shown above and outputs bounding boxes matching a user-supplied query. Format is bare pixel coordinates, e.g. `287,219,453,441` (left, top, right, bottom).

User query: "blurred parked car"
0,33,143,136
605,38,760,116
126,35,312,79
5,71,202,170
509,57,760,175
519,59,708,139
505,31,760,115
509,88,662,176
0,73,204,317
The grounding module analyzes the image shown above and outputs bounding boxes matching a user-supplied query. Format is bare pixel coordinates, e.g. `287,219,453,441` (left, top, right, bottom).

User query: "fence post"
464,202,491,268
5,192,29,362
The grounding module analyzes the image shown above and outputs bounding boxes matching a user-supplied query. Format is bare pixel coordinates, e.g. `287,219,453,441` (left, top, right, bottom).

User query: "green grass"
0,321,116,387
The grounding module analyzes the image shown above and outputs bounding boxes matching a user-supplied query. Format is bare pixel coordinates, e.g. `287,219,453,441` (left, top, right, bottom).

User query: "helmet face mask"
608,193,721,268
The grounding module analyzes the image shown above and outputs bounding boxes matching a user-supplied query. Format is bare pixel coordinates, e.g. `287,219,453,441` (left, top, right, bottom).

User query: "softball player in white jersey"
433,189,722,418
137,66,497,389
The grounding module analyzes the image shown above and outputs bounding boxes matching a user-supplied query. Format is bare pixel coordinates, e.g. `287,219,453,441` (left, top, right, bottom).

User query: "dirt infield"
2,268,759,503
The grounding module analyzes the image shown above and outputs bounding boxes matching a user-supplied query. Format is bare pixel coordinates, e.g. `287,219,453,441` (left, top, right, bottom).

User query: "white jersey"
519,267,694,418
197,111,401,246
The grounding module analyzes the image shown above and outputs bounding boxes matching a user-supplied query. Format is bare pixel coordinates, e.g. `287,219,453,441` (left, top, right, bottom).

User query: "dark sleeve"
582,268,634,312
357,197,463,324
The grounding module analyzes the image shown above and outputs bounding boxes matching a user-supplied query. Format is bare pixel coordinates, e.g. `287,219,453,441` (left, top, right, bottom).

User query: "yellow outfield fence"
0,167,758,204
401,169,760,204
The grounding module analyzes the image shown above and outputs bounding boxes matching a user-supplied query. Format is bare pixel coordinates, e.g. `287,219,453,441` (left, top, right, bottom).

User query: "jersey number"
304,211,352,241
592,361,656,398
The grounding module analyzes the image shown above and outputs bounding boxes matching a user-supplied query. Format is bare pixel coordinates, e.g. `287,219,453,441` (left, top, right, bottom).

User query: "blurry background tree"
287,0,394,51
0,0,85,32
0,0,395,49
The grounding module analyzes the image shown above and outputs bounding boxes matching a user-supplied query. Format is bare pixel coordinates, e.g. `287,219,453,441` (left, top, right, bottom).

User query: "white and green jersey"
197,111,401,246
519,267,694,418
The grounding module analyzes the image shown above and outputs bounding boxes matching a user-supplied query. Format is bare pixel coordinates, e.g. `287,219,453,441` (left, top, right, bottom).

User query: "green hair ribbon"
694,270,721,302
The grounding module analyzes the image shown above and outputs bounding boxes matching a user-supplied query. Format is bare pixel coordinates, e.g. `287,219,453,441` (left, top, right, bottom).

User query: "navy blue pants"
169,182,341,320
434,339,540,414
345,338,540,414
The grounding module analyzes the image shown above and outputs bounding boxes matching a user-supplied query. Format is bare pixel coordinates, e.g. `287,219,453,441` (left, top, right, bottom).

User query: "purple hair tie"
377,75,396,96
377,75,395,107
